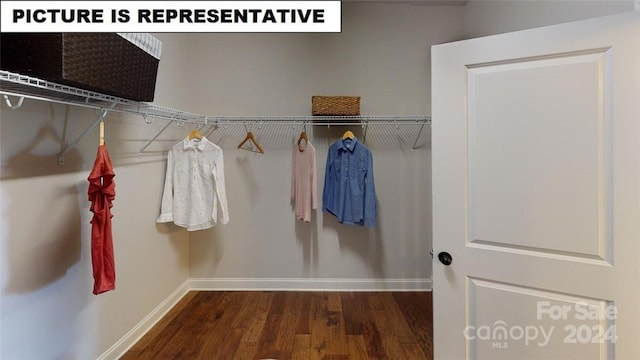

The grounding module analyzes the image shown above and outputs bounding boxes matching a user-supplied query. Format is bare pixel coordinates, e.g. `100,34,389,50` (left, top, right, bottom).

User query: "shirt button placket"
345,157,349,180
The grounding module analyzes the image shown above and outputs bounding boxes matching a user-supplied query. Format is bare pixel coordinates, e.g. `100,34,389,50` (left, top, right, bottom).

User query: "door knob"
438,252,453,266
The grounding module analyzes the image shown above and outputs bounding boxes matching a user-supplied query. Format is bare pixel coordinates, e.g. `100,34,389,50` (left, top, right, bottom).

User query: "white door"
432,13,640,360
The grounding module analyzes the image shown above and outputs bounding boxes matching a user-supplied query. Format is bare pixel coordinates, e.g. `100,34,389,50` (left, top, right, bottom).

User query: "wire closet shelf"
0,70,432,156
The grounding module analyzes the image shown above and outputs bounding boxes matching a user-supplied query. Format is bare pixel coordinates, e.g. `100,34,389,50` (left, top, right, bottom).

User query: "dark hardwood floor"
122,291,433,359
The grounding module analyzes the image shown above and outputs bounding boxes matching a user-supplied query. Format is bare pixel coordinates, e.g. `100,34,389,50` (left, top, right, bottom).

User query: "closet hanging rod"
2,70,432,153
0,87,431,126
208,116,431,124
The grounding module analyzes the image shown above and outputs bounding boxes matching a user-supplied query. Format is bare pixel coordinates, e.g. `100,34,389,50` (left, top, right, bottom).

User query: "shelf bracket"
139,118,174,153
58,107,111,165
361,120,369,144
412,119,427,150
3,94,25,110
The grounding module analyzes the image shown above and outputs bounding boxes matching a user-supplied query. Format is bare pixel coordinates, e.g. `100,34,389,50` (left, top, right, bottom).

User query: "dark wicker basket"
312,96,361,116
1,33,159,101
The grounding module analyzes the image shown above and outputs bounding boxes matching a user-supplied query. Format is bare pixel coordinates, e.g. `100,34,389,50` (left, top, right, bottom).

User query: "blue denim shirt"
322,137,377,227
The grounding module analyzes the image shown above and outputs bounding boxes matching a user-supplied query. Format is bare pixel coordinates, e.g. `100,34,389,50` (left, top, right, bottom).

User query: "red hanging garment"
87,144,116,295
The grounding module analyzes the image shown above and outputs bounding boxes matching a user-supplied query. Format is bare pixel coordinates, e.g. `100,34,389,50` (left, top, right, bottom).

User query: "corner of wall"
97,279,191,360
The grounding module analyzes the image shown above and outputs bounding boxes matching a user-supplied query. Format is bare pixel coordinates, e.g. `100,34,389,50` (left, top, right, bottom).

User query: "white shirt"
157,136,229,231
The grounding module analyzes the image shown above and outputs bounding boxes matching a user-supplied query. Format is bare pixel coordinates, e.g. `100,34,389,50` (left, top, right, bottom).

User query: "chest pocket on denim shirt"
348,156,365,182
332,158,343,177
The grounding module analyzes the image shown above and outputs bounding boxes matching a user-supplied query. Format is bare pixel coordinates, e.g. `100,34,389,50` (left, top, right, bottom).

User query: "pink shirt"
291,140,317,222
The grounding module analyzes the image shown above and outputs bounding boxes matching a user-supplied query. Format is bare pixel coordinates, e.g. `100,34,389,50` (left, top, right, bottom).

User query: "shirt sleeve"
322,147,332,213
212,149,230,225
311,145,318,210
363,149,377,227
291,143,296,201
156,149,174,223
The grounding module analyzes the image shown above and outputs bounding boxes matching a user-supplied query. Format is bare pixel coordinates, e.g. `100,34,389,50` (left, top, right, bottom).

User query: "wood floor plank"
372,309,406,359
231,341,258,359
240,292,274,343
138,292,224,359
200,328,245,359
393,291,434,358
169,292,230,359
351,292,388,359
308,292,348,358
340,292,365,335
402,342,430,359
296,292,312,335
291,334,312,360
255,292,286,359
367,292,386,311
327,306,347,357
361,316,388,359
327,292,342,312
346,335,369,360
310,292,332,360
197,292,247,359
307,293,348,357
326,355,350,359
380,292,419,344
122,291,433,360
273,292,305,358
231,291,262,330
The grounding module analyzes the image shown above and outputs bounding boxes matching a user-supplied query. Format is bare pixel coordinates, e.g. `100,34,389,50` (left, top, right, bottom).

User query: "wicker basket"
312,96,360,116
0,33,160,101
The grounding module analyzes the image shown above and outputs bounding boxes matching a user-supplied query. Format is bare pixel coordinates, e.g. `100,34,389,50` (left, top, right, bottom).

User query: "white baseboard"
98,277,431,359
189,277,432,292
97,279,190,360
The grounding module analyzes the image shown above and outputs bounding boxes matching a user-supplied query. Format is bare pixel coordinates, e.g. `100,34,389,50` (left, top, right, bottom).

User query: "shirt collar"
338,137,358,153
183,136,207,151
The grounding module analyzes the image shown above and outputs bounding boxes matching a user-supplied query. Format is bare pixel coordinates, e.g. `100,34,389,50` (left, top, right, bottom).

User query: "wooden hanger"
188,129,203,140
238,131,265,154
342,130,355,140
99,120,105,146
297,130,309,145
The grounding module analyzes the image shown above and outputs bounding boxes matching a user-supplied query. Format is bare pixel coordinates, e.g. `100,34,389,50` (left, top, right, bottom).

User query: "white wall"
464,0,635,38
0,34,191,359
184,2,464,286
